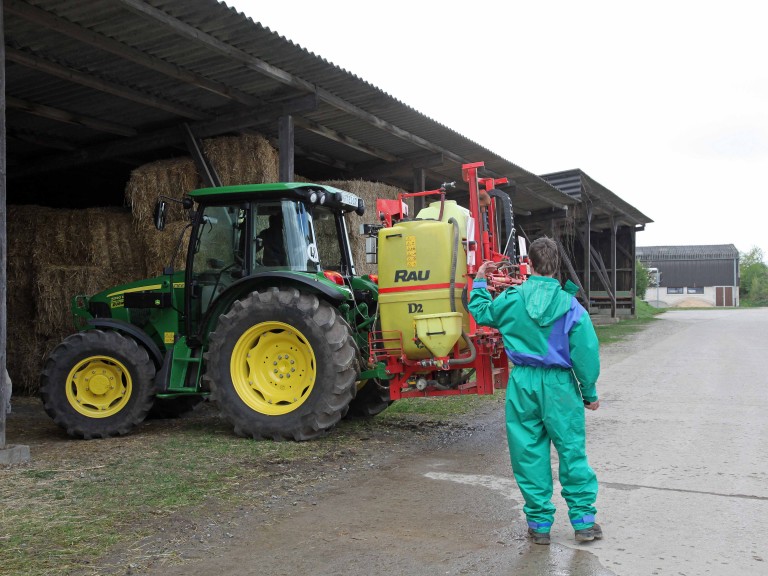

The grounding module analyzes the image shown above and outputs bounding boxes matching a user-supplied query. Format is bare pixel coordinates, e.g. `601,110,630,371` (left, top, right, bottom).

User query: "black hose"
448,329,477,366
447,217,459,313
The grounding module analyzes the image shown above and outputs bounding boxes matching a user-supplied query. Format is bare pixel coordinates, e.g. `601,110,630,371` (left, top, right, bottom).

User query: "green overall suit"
469,275,600,533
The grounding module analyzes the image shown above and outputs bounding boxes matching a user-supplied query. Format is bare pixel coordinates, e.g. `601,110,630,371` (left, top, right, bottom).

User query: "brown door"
715,287,734,307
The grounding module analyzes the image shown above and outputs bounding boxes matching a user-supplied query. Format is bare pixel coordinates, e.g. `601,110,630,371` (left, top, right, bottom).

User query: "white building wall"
644,286,739,308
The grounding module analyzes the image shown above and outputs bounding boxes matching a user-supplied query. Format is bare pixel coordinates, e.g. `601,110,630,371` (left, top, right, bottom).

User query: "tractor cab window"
309,205,344,273
189,198,354,321
191,203,245,314
252,201,352,275
252,200,320,272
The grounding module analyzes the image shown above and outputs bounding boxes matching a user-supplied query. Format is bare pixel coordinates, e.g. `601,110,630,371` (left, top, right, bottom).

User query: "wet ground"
128,308,768,576
8,308,768,575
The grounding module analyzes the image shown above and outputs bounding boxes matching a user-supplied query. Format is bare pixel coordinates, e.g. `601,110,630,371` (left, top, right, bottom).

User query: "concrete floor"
146,308,768,576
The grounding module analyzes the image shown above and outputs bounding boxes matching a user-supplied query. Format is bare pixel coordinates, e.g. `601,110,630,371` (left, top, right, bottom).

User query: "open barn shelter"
540,169,652,316
0,0,651,438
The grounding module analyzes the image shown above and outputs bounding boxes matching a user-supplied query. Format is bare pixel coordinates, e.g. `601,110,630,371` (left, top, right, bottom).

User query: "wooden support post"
583,205,592,311
631,226,637,317
1,0,8,451
1,0,30,463
278,114,294,182
412,167,426,212
610,216,617,318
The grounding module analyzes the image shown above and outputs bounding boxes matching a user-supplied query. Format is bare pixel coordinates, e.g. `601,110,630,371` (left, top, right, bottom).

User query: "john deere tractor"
40,162,524,441
40,183,385,440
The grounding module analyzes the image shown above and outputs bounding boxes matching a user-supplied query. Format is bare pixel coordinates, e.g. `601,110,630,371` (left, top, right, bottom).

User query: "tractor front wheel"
346,379,392,418
39,330,157,439
204,287,358,440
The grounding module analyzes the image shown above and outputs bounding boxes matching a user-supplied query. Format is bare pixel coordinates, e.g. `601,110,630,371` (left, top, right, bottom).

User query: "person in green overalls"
468,237,602,545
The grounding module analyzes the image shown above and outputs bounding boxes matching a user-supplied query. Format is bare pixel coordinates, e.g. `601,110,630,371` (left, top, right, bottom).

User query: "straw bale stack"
123,133,281,275
141,221,192,277
202,132,279,185
125,157,199,229
33,265,108,339
6,205,147,394
7,205,41,321
321,180,405,277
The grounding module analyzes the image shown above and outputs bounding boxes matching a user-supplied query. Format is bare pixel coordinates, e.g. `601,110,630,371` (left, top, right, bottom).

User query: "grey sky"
228,0,768,257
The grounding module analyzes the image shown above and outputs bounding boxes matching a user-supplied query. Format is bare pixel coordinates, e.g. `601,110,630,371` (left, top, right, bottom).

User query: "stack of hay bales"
125,133,280,276
125,157,199,276
202,133,279,186
321,180,405,277
6,206,146,394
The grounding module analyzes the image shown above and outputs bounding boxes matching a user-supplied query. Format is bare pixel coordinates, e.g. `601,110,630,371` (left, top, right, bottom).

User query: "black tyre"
148,396,203,419
39,330,157,439
346,379,392,418
204,287,358,440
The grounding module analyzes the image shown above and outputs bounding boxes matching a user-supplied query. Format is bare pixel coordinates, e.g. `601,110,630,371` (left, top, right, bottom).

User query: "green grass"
381,392,500,417
594,298,664,344
0,419,365,576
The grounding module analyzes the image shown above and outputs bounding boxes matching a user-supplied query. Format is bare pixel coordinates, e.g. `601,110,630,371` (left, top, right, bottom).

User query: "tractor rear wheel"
204,287,358,440
40,330,157,439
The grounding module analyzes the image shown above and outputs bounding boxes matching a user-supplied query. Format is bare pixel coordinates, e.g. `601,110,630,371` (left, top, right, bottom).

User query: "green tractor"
40,183,386,440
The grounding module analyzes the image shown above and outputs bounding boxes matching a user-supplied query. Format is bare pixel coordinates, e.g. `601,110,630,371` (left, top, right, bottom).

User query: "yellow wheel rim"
65,356,133,418
230,321,316,416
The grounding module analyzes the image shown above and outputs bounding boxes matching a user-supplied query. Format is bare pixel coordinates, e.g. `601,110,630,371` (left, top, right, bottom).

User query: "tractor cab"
155,183,365,339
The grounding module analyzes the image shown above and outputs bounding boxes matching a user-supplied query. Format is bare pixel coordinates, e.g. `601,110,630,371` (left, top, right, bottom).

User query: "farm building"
637,245,740,307
0,0,653,449
540,169,652,317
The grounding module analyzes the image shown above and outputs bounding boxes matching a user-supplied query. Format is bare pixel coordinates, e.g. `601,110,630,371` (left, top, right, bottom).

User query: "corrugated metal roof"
4,0,587,218
540,169,653,227
637,245,739,260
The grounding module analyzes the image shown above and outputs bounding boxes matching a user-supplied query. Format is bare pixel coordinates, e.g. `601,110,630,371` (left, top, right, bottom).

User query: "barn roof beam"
581,178,643,226
344,154,445,181
11,94,318,179
5,46,208,120
293,117,399,163
517,208,569,224
590,216,636,230
117,0,472,166
6,95,137,137
7,129,78,153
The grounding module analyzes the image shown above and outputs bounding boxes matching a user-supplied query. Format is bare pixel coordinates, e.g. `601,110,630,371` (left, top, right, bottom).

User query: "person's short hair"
528,237,560,276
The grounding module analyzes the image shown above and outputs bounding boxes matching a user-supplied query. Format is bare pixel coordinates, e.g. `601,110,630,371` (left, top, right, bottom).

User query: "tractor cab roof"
189,182,365,215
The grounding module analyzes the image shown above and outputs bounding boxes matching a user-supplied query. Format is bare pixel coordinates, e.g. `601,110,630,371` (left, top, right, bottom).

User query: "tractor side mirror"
153,200,168,231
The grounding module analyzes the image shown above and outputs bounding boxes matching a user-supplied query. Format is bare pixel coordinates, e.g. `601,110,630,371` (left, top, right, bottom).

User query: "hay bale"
6,205,148,394
321,180,405,277
202,133,279,186
7,205,41,320
85,207,147,284
140,221,192,277
34,265,108,338
29,208,92,267
124,157,199,229
5,326,54,396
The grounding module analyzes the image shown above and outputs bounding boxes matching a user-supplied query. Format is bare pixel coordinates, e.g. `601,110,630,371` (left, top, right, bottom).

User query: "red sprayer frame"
371,161,528,400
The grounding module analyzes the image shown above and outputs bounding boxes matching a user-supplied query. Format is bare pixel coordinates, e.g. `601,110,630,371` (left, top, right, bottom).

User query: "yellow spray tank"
377,200,473,360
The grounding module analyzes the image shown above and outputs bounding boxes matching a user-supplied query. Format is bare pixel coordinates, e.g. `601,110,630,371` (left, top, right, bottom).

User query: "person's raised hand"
476,261,497,280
